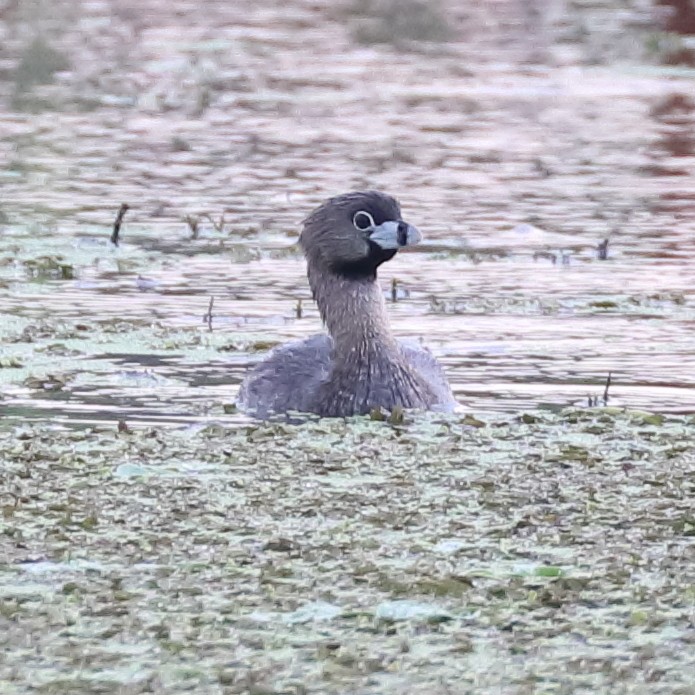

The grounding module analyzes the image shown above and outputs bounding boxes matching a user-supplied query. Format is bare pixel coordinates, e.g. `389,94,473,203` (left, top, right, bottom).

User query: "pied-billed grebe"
237,191,456,419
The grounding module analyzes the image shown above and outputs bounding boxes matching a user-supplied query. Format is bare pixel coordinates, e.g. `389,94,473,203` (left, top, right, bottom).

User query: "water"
1,0,694,427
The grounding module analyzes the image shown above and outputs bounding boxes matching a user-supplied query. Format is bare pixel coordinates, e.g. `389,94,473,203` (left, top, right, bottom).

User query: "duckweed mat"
2,410,694,694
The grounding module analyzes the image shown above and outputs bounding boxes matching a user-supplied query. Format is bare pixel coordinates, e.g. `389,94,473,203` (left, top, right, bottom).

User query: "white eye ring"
353,210,375,231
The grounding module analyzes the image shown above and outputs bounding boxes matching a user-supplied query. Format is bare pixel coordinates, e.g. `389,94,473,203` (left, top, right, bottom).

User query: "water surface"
1,0,694,427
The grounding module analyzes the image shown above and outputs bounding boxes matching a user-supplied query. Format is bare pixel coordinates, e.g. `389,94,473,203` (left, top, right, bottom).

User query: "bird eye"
353,211,375,231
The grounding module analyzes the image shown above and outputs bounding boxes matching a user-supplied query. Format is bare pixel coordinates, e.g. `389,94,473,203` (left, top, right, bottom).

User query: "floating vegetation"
1,410,694,691
344,0,454,48
12,36,71,111
21,255,75,280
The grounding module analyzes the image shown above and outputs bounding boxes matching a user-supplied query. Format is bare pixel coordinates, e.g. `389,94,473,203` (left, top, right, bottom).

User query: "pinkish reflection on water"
0,0,694,426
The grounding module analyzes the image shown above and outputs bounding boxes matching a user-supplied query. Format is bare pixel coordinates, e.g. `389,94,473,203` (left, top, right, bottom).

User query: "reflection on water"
2,242,693,427
0,0,694,427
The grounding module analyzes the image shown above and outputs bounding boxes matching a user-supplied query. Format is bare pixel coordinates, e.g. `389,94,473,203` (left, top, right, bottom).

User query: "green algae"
1,411,693,693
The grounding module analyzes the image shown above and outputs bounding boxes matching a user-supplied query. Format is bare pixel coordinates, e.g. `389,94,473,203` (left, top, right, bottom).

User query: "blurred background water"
0,0,694,426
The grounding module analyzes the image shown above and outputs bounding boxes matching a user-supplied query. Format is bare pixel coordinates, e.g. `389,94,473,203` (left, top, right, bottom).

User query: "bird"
237,190,456,419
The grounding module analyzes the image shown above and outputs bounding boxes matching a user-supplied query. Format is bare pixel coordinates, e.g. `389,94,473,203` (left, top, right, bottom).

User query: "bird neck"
306,262,438,416
307,264,399,359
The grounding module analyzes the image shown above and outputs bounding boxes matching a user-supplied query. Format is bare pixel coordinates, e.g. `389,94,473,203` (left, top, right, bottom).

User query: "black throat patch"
330,241,398,281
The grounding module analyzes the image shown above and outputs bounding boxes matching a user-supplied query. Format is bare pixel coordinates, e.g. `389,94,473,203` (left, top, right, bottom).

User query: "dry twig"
204,296,215,332
110,203,130,246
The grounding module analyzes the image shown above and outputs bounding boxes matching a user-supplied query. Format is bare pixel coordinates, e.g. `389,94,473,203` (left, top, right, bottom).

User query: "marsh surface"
2,411,695,694
1,1,695,693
